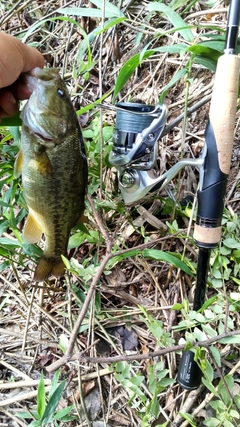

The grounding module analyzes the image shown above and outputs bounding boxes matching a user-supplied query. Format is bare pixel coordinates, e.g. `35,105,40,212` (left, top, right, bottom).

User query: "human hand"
0,32,44,120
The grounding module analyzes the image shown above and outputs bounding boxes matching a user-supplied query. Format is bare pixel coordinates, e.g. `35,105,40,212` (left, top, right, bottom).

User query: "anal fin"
23,212,42,244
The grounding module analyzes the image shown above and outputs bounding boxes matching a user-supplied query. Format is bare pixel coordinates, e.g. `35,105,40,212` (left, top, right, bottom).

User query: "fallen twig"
48,329,240,371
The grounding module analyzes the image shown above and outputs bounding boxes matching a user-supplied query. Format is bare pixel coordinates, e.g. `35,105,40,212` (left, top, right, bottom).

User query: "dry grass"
0,1,240,426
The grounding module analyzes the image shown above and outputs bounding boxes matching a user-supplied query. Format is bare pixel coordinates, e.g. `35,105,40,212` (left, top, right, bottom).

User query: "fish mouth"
21,67,63,148
23,67,60,92
21,67,60,146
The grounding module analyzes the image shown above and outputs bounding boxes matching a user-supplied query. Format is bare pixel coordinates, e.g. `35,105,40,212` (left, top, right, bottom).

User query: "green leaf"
203,418,219,427
218,335,240,344
159,377,174,387
232,249,240,259
16,411,37,419
153,43,188,54
9,126,21,144
202,377,218,396
223,238,240,249
194,312,205,322
76,90,113,116
234,394,240,409
204,359,214,382
37,372,46,418
178,412,197,427
150,393,160,418
197,39,225,53
62,255,71,270
22,16,82,43
201,325,218,338
210,346,221,367
193,327,206,342
0,237,22,248
91,0,124,17
54,405,75,420
129,375,145,387
28,421,42,427
222,421,235,427
68,227,101,249
58,4,124,18
171,303,183,310
48,370,61,400
41,380,66,424
230,276,240,285
148,3,194,42
200,296,218,312
142,249,194,276
185,341,194,351
188,44,220,61
59,334,68,353
229,409,240,419
113,50,154,101
219,381,231,407
194,55,217,72
224,374,234,392
230,292,240,301
115,361,130,375
0,201,12,208
210,399,225,412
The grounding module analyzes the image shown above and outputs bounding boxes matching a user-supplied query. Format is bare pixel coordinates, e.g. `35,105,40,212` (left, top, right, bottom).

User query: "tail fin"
34,256,65,282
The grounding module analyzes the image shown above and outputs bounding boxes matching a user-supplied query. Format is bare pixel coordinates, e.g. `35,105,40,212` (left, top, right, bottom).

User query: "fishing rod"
109,0,240,390
177,0,240,390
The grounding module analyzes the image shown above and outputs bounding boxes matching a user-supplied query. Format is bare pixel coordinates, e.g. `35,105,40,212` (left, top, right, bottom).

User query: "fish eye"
57,88,65,98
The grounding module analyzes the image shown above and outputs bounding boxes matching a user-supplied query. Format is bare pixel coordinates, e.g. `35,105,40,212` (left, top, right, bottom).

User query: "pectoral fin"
35,149,53,178
23,211,42,244
14,150,23,178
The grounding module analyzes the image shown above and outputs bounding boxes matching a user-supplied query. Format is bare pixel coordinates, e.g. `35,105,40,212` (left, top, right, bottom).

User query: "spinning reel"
109,102,204,205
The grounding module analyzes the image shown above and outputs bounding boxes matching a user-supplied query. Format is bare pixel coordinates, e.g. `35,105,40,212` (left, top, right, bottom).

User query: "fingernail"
10,94,17,105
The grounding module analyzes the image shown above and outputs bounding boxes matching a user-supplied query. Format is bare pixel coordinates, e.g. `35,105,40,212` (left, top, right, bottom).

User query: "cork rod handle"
209,54,240,175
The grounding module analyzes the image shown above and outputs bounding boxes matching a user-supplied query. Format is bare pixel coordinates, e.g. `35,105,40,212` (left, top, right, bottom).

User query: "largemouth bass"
15,68,88,282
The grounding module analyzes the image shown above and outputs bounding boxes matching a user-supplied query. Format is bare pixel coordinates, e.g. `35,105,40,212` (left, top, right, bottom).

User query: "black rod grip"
177,350,202,390
177,249,210,390
225,0,240,51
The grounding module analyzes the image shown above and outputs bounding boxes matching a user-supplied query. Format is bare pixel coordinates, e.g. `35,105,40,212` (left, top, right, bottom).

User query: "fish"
14,67,88,282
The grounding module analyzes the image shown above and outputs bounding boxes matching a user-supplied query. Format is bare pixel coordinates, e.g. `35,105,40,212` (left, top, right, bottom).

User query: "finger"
12,79,32,100
0,89,19,118
15,37,45,73
0,32,44,88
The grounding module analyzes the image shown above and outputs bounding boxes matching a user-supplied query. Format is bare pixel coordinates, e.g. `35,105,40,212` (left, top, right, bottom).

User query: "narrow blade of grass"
148,3,194,42
37,372,46,419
